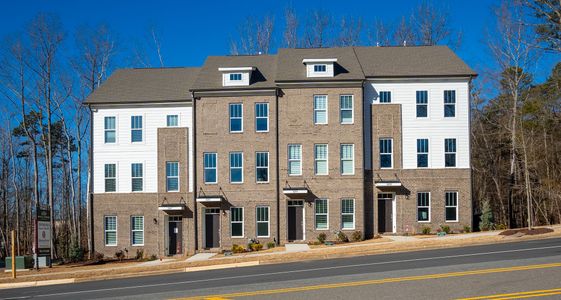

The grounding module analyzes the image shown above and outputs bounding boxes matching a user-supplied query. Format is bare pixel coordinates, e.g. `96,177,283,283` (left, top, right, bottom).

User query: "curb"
185,261,259,272
0,278,75,290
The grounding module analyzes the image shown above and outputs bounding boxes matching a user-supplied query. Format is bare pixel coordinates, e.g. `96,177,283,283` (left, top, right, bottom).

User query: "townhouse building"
86,46,476,257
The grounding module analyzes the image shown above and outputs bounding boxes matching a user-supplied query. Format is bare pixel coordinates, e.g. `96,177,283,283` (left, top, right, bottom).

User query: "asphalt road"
2,237,561,300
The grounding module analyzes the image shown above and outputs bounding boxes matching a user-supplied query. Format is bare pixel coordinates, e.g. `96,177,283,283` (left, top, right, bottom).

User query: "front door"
378,193,395,233
204,208,220,248
287,201,304,241
168,216,182,255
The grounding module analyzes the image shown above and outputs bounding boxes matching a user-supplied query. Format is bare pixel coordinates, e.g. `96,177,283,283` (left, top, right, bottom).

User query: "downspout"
87,105,94,259
191,92,198,252
275,88,280,245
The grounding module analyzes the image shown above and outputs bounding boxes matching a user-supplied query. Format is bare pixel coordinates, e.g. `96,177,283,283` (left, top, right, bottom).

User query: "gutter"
87,105,94,258
275,88,280,245
191,91,199,252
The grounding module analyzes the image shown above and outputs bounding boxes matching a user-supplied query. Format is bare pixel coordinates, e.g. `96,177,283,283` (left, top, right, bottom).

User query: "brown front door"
204,208,220,248
288,201,304,241
377,193,394,233
168,216,182,255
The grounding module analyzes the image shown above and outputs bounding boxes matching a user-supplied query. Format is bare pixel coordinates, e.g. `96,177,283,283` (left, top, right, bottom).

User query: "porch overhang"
196,196,224,203
158,203,187,211
283,187,309,197
375,180,402,188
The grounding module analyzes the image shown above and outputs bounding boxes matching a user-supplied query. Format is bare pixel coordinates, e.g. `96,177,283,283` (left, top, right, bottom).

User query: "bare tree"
283,7,299,48
302,10,331,48
336,16,363,47
525,0,561,52
393,16,415,46
230,15,275,55
368,19,391,46
411,1,453,46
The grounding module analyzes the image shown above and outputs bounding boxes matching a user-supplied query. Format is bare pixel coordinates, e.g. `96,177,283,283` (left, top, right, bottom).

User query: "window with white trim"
314,64,327,72
230,207,244,237
416,91,428,118
104,216,117,246
255,103,269,132
256,206,269,237
167,115,179,127
341,199,355,230
204,153,217,184
166,162,179,192
314,144,328,175
104,164,116,192
229,103,243,133
131,163,143,192
288,144,302,176
340,95,353,124
229,73,242,81
417,139,429,168
444,90,456,117
379,138,393,169
417,192,430,222
104,116,116,143
314,95,328,124
379,91,391,103
445,138,457,167
340,144,355,175
131,216,144,246
445,191,459,222
229,152,243,183
256,152,269,183
315,199,328,230
131,116,143,142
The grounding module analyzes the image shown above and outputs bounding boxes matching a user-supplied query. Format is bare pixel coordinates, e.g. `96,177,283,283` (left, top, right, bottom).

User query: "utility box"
37,256,51,267
5,256,34,270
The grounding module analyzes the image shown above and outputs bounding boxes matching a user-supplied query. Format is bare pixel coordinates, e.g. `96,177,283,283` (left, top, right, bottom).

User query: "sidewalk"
1,226,560,288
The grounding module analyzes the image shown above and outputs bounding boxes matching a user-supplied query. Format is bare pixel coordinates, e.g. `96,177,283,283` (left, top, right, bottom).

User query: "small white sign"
38,221,51,249
174,228,178,234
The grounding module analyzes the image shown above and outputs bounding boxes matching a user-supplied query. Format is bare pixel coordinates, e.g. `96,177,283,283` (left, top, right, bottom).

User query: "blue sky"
0,0,558,83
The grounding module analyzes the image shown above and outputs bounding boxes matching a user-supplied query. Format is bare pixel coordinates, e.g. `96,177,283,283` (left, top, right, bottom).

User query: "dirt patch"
499,227,554,236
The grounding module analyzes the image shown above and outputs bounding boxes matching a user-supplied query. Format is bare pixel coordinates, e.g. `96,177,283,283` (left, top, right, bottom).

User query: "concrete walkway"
185,253,216,262
284,243,311,253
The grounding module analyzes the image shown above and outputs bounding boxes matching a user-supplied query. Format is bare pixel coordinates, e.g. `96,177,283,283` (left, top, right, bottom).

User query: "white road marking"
3,243,561,299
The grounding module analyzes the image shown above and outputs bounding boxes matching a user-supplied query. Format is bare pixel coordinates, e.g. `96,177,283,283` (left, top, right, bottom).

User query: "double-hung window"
417,139,429,168
288,144,302,176
315,199,328,230
314,144,328,175
131,116,143,142
230,207,244,237
314,95,328,124
104,164,116,192
131,216,144,246
379,91,391,103
445,191,459,222
256,206,269,237
104,216,117,246
230,73,242,81
204,153,217,184
256,152,269,183
229,103,243,133
131,163,143,192
444,90,456,117
166,162,179,192
445,138,457,167
166,115,179,127
417,192,430,222
416,91,428,118
379,138,393,169
341,199,355,230
340,144,355,175
104,116,116,143
340,95,353,124
229,152,243,183
255,103,269,132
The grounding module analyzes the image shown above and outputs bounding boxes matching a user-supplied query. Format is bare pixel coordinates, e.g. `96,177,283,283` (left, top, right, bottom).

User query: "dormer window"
303,58,337,78
219,67,255,87
230,73,242,81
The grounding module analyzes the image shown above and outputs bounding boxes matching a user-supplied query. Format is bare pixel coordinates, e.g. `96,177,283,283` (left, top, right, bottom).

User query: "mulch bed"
499,227,554,236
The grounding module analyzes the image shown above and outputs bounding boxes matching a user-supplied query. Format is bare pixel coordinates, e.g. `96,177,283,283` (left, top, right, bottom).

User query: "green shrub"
479,200,494,231
440,225,451,234
351,231,363,242
249,243,263,251
232,244,245,253
463,225,472,233
421,226,432,235
69,242,84,262
317,233,327,244
266,242,276,249
337,231,349,243
135,249,144,260
115,250,125,261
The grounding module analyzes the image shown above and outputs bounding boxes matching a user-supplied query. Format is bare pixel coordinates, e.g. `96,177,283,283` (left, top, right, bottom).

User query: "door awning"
196,196,224,203
158,203,187,211
283,187,309,196
375,180,402,188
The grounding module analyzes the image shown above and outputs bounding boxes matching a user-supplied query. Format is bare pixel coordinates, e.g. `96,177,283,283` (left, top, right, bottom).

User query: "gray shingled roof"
354,46,476,78
84,67,200,104
191,55,277,91
275,47,364,82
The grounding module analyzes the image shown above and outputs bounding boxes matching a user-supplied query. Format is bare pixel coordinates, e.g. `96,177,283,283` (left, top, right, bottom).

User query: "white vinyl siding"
288,144,302,176
313,95,328,124
131,216,144,246
314,144,328,175
340,144,355,175
315,199,328,230
104,216,117,246
222,72,250,86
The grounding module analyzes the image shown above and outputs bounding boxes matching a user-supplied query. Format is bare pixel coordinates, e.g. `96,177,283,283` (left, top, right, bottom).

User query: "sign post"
36,209,51,268
11,230,16,279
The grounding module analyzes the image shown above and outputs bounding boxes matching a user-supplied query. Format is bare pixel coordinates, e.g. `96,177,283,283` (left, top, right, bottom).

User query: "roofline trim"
85,98,192,106
87,101,192,109
302,58,338,64
218,67,255,72
365,74,477,79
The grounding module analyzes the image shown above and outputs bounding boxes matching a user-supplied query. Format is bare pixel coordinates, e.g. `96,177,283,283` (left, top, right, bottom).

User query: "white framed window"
229,152,243,183
315,199,328,230
445,138,457,167
444,90,456,117
416,91,428,118
230,207,244,237
313,95,328,124
104,116,116,143
340,95,354,124
167,115,179,127
229,103,243,133
256,206,270,237
166,162,179,192
417,139,429,168
230,73,242,81
131,115,143,142
445,191,459,222
341,199,355,230
379,138,393,169
314,64,327,72
256,152,269,183
204,153,217,184
288,144,302,176
131,163,143,192
104,216,117,246
379,91,391,103
131,216,144,246
314,144,328,175
255,103,269,132
104,164,116,192
340,144,355,175
417,192,431,222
